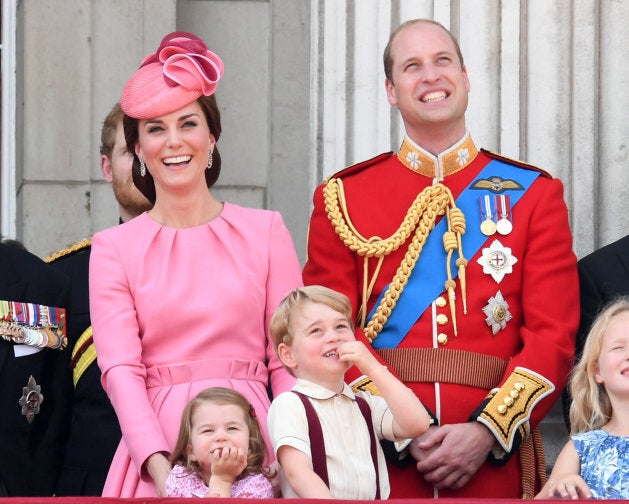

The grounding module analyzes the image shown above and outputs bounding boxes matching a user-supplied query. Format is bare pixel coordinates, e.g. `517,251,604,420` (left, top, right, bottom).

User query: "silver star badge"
19,375,44,423
476,239,518,283
483,290,512,335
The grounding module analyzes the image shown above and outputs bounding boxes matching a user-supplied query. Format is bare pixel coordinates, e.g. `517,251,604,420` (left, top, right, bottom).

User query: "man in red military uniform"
303,19,578,499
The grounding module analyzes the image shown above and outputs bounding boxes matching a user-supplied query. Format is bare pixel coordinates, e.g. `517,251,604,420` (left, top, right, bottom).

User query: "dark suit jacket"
576,234,629,355
48,243,121,496
562,234,629,427
0,243,72,496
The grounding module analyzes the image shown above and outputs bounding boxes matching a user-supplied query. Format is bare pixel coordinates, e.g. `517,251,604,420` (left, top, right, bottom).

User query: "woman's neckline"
146,201,227,229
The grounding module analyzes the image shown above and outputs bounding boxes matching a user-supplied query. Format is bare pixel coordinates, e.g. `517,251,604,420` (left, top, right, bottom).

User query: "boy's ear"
277,342,297,370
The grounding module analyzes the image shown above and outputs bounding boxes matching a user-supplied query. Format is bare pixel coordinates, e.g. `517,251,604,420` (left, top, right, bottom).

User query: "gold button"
514,382,525,391
503,397,514,407
435,296,447,308
510,390,519,399
437,333,448,345
436,313,448,325
498,405,507,414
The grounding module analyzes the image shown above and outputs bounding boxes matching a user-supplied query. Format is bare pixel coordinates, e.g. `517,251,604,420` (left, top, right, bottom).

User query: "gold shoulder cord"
44,238,91,263
324,178,467,343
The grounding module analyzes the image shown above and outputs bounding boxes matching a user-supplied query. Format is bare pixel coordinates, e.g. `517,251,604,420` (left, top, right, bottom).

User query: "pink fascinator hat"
121,31,224,119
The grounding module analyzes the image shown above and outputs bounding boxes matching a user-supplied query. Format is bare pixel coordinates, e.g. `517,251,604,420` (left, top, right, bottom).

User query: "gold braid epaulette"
323,178,466,343
44,238,92,263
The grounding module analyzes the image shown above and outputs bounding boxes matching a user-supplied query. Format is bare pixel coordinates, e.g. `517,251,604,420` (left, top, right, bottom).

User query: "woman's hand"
144,452,171,497
268,460,282,497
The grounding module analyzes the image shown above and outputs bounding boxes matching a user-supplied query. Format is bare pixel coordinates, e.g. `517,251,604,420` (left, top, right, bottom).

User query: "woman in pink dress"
89,31,302,497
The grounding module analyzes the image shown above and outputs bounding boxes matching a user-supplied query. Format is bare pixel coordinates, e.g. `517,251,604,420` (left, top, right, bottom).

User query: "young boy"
267,285,430,499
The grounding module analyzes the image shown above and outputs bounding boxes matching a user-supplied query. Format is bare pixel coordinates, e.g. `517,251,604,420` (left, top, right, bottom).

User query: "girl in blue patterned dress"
536,298,629,500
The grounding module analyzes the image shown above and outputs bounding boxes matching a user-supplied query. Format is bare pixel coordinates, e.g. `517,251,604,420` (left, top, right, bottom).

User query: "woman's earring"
139,157,146,177
206,151,213,171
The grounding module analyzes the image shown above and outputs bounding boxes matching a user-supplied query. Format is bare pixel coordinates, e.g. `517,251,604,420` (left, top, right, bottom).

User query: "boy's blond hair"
269,285,354,353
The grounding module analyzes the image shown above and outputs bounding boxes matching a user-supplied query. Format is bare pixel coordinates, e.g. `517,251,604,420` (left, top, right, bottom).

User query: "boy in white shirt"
267,285,430,499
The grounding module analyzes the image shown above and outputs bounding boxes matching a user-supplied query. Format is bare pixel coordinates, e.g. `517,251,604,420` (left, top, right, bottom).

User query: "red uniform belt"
375,347,508,390
375,347,545,497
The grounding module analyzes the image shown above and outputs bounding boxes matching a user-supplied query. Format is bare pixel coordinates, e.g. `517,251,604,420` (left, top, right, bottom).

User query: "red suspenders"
292,391,381,499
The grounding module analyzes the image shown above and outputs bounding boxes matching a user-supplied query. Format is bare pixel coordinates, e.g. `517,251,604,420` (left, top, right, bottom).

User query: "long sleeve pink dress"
89,203,301,497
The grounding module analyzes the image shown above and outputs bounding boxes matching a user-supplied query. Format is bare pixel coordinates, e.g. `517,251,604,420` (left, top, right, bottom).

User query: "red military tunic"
302,133,579,499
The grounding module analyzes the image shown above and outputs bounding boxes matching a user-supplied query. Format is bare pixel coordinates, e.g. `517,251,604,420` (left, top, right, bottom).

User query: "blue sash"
370,159,540,349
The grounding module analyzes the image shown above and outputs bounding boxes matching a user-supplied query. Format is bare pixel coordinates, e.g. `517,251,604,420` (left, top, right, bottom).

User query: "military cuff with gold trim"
349,373,381,396
472,367,554,458
350,374,438,466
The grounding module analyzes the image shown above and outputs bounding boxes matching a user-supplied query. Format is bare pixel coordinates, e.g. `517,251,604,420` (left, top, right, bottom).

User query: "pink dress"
89,203,301,497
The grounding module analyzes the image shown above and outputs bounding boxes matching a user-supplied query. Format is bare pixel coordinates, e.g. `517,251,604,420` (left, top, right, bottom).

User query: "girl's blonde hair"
169,387,273,480
569,297,629,433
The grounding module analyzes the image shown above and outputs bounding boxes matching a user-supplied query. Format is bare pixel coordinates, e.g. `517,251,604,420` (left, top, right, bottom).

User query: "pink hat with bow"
121,31,224,119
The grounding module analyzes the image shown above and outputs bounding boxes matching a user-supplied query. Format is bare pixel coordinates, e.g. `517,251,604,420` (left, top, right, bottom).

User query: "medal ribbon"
369,159,540,349
0,299,67,349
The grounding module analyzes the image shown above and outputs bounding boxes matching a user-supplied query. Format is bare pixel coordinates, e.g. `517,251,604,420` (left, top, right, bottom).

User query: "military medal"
496,195,513,235
19,375,44,423
1,300,66,349
479,195,497,236
477,239,518,283
482,290,512,335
